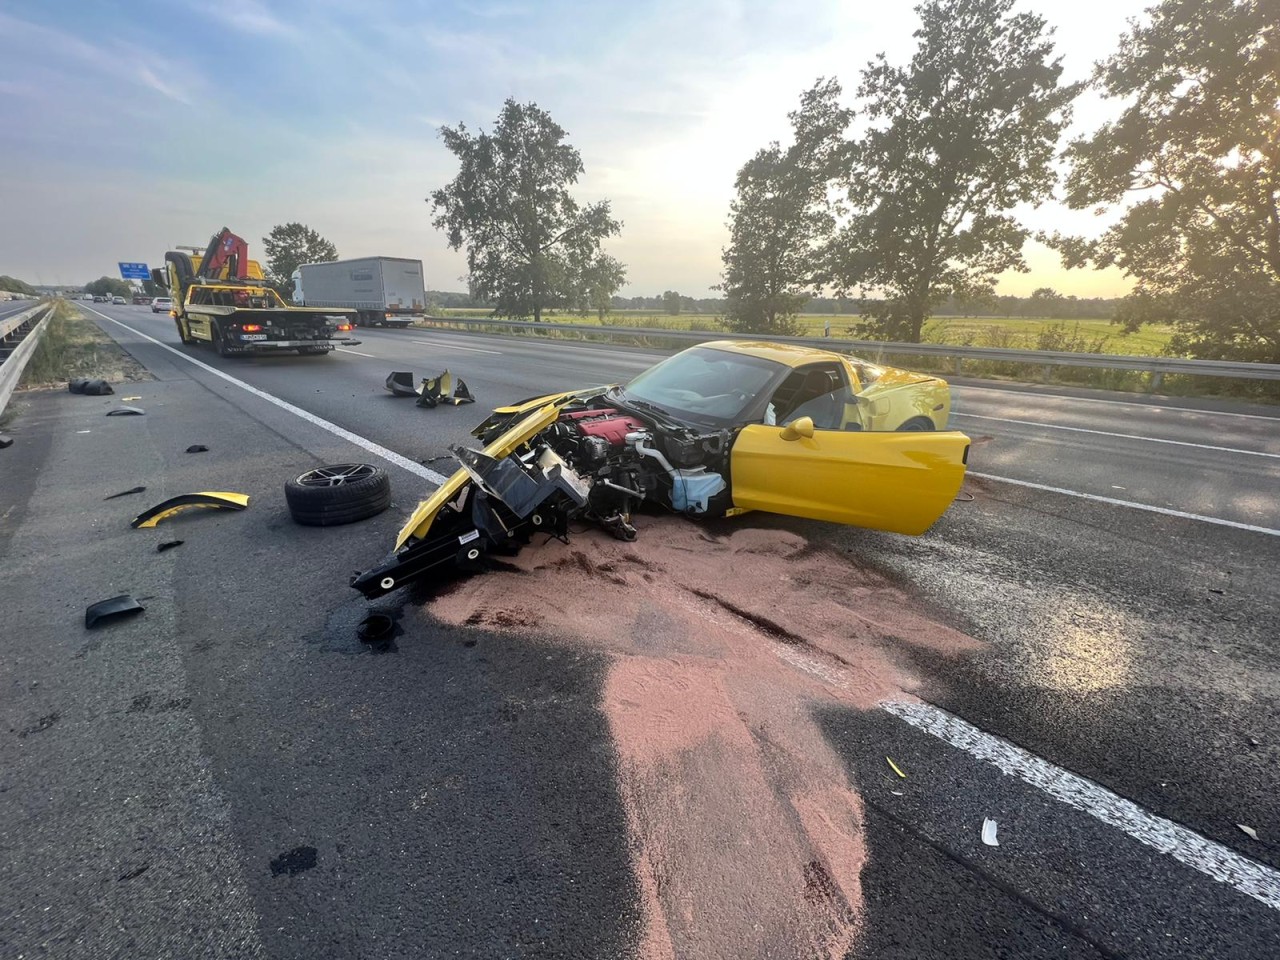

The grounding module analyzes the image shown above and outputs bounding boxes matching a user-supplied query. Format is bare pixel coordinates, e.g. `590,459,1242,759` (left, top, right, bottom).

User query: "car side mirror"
780,417,815,441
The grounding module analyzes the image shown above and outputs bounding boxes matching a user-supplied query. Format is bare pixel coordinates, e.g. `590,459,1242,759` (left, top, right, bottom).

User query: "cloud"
136,66,192,105
197,0,290,36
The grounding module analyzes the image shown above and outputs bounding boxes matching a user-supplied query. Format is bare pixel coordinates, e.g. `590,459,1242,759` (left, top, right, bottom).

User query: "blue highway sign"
118,262,151,280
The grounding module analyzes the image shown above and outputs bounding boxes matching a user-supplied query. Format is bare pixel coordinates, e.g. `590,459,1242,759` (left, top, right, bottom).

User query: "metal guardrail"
0,302,55,417
420,316,1280,386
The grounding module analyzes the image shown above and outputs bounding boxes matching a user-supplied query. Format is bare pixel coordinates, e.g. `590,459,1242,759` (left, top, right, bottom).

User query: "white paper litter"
982,818,999,847
1238,824,1259,841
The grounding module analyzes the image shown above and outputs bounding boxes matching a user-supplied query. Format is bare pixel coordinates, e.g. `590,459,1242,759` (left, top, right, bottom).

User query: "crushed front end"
351,391,734,599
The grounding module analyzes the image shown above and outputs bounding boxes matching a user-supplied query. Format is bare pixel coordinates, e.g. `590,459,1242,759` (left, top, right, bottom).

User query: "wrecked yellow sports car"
352,341,970,598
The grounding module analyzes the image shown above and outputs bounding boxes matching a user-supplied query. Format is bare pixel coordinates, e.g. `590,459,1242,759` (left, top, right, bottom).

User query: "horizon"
0,0,1150,298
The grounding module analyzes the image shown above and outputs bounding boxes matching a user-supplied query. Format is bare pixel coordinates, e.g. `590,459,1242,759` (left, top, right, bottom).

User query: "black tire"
285,463,391,526
897,416,936,431
175,318,196,345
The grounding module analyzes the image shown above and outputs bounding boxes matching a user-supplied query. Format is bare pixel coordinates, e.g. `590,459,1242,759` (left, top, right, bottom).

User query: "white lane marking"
968,471,1280,537
957,384,1280,423
82,306,449,485
410,339,503,355
883,700,1280,912
953,412,1280,459
336,348,378,358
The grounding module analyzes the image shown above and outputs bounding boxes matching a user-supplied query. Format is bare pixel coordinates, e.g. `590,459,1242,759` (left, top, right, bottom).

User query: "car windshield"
618,346,784,423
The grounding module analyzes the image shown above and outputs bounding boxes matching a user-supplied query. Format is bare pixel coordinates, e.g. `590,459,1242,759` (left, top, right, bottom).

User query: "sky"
0,0,1154,298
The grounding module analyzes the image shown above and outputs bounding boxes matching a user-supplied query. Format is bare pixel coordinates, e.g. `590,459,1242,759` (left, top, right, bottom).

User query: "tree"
576,255,627,322
720,79,851,337
1049,0,1279,362
1028,287,1064,318
84,276,132,298
262,223,338,296
662,290,682,315
430,99,622,323
827,0,1079,342
0,276,37,296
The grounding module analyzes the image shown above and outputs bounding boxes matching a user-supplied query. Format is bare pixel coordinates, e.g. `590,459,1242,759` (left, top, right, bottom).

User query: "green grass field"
437,308,1175,356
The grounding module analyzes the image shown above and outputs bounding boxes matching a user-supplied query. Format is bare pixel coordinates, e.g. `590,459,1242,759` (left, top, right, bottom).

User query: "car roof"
697,339,847,369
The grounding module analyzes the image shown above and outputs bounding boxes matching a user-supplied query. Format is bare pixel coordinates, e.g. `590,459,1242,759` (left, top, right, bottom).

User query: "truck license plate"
240,334,267,341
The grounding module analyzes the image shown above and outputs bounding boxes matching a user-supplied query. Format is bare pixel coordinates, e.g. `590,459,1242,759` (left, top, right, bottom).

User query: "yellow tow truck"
157,228,357,357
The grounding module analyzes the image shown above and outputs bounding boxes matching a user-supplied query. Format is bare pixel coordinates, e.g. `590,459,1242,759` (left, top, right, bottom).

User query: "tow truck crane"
154,228,358,357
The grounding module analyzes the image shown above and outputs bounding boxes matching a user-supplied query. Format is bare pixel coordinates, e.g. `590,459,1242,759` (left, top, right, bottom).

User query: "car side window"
765,364,850,430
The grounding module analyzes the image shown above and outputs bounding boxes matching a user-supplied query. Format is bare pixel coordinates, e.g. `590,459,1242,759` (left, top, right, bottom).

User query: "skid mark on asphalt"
83,307,449,485
430,517,981,959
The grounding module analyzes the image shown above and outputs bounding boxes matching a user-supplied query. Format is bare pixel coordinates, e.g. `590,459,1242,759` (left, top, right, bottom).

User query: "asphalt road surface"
1,301,1277,959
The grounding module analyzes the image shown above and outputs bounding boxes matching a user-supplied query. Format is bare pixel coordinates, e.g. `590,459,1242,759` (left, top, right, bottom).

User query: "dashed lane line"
968,471,1280,537
883,700,1280,912
83,306,449,485
336,347,378,358
410,339,503,354
953,412,1280,459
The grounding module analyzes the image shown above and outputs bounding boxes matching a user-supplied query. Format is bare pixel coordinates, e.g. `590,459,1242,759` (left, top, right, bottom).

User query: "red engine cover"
561,408,647,446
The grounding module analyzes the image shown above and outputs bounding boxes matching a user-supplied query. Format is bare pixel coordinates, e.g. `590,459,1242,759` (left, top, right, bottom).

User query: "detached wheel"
286,463,391,526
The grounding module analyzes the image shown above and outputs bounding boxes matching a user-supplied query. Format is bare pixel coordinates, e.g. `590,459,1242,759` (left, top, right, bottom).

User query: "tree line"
717,0,1277,362
417,0,1275,363
170,1,1269,361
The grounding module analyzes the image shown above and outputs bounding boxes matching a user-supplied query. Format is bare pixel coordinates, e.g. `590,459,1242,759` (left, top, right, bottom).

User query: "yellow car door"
729,418,970,536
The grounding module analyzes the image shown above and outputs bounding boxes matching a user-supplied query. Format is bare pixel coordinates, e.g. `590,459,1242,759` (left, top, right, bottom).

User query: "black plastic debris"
85,594,145,629
104,485,147,500
357,613,395,643
269,845,318,876
385,371,418,397
0,434,12,449
70,378,113,396
156,540,184,552
106,406,145,416
185,444,209,453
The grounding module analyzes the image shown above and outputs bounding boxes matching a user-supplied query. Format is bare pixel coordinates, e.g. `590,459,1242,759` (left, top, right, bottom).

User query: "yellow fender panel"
131,492,250,528
395,402,563,549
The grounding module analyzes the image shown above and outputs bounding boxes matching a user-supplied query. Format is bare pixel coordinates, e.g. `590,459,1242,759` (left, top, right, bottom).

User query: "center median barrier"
415,315,1280,395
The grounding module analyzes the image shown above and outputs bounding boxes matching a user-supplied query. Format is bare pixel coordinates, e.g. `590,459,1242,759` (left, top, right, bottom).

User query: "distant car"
93,295,108,302
83,294,94,301
151,296,174,314
112,296,126,304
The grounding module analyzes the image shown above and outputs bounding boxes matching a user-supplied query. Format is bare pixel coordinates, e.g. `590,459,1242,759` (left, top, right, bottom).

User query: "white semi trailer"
293,257,426,328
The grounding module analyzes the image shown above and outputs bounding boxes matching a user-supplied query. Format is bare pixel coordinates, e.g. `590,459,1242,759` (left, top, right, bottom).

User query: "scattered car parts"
69,378,113,395
357,613,395,643
85,594,145,629
384,370,475,407
104,486,147,500
131,492,250,528
0,434,12,449
285,463,390,527
106,406,145,416
353,342,971,599
157,540,184,552
185,444,209,453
